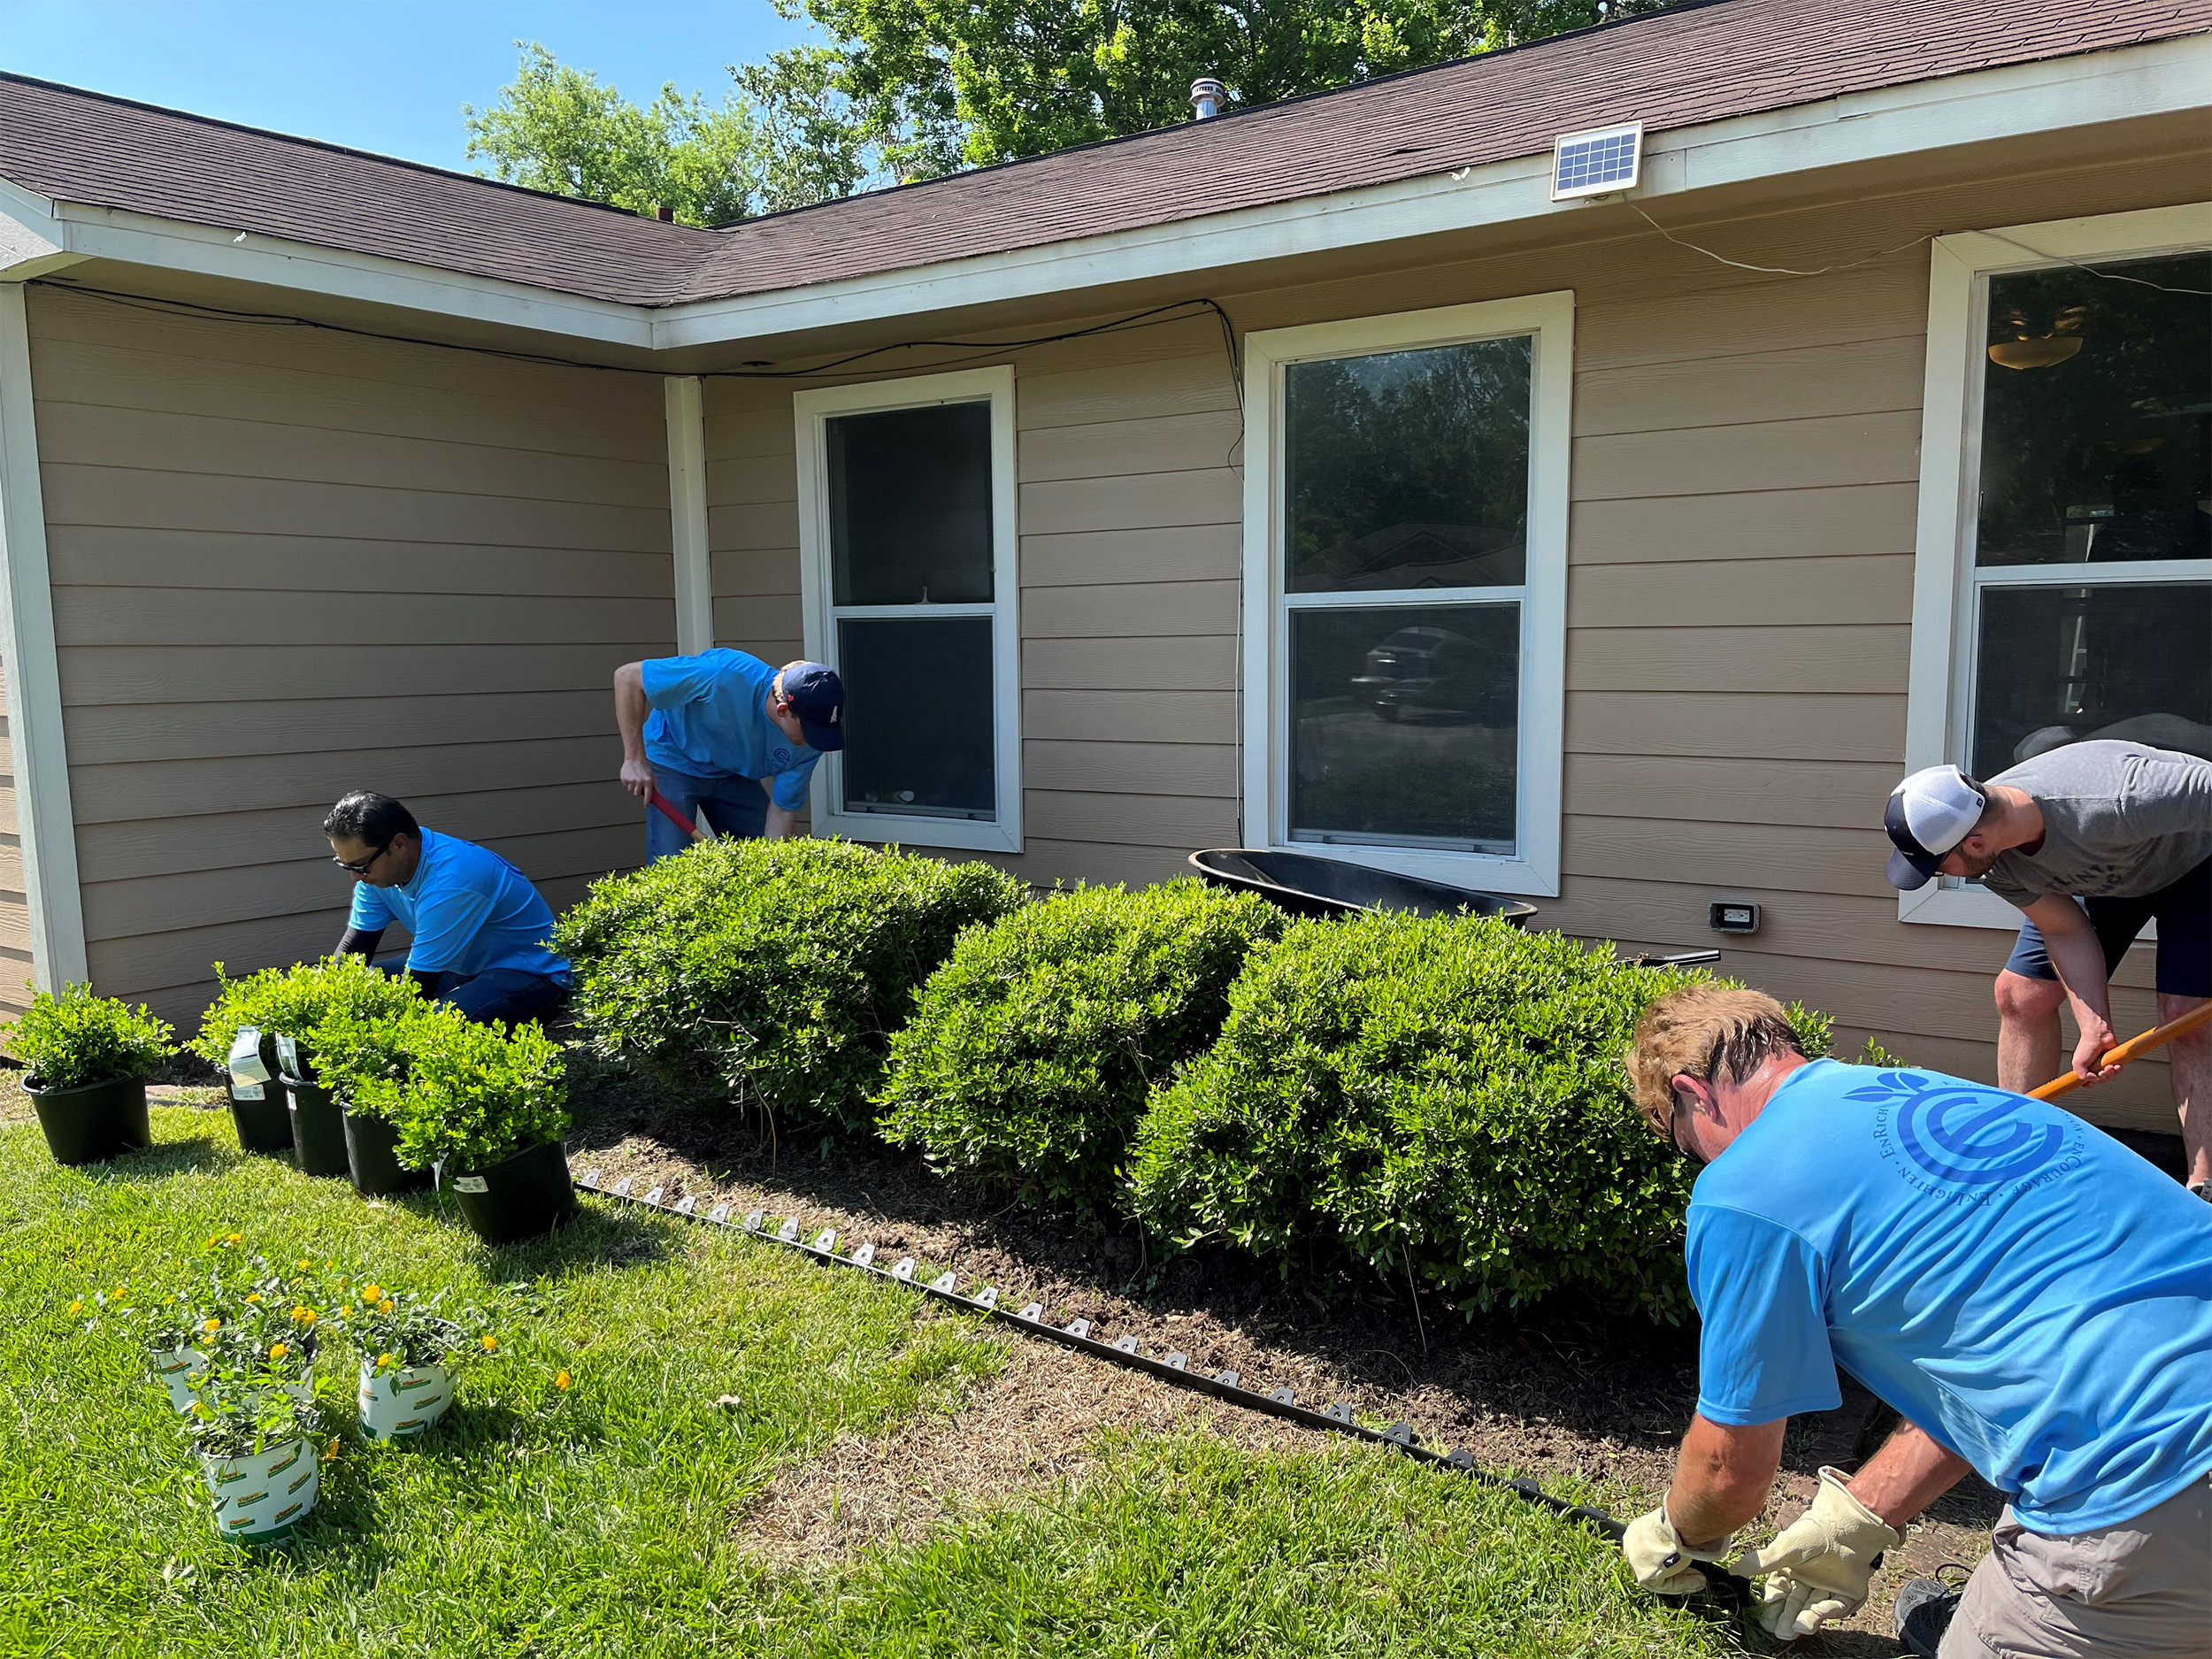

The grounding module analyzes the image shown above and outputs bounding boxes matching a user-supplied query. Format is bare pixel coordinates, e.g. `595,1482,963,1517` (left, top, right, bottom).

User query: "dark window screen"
1970,584,2212,776
836,617,996,819
1286,603,1519,852
827,402,995,605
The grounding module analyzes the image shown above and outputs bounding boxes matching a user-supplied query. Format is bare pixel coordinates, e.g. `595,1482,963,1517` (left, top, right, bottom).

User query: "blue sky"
0,1,817,173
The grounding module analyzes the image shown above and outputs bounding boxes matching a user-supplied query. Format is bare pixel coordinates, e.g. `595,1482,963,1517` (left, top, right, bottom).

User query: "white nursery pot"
357,1361,453,1441
203,1437,319,1542
153,1346,208,1412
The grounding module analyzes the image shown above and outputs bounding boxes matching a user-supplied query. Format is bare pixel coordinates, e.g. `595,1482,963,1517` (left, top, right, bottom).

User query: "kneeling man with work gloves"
1618,983,2210,1656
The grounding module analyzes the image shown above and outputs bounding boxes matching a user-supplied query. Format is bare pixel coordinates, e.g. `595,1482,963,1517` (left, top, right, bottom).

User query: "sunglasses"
331,838,393,877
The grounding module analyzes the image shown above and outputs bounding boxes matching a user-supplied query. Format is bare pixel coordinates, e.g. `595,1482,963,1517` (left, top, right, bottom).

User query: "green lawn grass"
2,1110,1745,1657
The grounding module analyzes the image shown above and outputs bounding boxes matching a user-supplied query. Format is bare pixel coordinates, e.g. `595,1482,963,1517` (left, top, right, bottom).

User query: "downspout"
0,284,88,989
663,376,714,655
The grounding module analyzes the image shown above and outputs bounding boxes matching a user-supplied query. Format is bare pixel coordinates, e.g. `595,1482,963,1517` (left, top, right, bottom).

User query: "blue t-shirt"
347,828,571,982
641,649,818,811
1687,1059,2212,1533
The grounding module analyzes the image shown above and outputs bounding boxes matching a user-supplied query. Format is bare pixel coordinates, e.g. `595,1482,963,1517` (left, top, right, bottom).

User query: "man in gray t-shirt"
1882,742,2212,1195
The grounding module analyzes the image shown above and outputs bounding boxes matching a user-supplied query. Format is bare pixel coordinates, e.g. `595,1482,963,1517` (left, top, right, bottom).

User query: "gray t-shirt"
1983,741,2212,907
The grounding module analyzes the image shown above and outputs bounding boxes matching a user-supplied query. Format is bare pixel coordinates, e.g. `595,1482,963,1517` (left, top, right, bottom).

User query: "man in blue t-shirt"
325,791,571,1026
611,649,845,862
1618,984,2210,1658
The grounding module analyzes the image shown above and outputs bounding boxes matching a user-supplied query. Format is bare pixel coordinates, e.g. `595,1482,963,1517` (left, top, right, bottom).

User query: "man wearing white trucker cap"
1882,741,2212,1198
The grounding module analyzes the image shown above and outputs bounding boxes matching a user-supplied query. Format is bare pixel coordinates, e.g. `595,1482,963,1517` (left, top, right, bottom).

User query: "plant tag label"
273,1033,300,1075
227,1028,271,1096
452,1175,489,1194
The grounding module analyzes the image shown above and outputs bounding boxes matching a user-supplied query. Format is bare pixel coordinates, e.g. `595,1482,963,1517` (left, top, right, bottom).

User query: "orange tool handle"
647,786,707,843
2030,999,2212,1101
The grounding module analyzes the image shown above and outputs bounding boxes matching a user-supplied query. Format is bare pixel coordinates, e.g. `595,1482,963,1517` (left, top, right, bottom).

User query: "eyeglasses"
331,839,392,877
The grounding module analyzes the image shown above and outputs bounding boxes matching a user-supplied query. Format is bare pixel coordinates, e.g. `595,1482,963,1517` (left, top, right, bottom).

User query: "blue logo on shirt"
771,747,791,765
1854,1071,2066,1187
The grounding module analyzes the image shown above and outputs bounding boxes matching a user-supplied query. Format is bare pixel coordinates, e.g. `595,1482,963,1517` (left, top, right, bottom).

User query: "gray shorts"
1941,1472,2211,1658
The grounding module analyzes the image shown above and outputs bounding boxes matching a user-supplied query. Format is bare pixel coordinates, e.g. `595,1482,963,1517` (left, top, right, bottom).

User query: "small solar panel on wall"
1550,122,1642,200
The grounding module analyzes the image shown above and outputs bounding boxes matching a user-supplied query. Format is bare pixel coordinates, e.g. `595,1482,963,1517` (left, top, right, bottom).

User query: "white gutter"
0,34,2203,353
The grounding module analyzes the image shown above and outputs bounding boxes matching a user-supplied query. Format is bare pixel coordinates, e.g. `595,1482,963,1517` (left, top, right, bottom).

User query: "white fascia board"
0,179,86,281
651,34,2209,351
29,197,655,349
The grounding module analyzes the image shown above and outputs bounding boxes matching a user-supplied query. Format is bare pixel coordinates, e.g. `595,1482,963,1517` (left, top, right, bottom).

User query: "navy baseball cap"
1882,764,1987,889
780,662,846,752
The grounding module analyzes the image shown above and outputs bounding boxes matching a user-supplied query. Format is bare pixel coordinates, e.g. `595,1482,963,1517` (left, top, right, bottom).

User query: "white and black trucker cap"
1883,765,1988,890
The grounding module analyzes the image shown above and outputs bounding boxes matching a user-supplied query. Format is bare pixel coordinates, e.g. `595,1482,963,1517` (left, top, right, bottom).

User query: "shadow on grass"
65,1135,238,1183
357,1182,682,1280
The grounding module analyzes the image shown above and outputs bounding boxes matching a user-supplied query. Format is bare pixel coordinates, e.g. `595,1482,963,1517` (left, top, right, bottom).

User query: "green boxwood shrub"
4,983,173,1090
314,1000,568,1173
1127,913,1832,1322
876,879,1288,1218
553,838,1026,1139
188,956,421,1074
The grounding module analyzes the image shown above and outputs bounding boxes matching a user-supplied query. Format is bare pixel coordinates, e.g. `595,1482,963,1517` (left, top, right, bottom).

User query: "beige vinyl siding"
27,286,671,1025
700,141,2203,1130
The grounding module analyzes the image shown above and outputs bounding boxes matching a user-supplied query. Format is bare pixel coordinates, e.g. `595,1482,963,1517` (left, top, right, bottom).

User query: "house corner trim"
0,286,88,988
664,375,713,655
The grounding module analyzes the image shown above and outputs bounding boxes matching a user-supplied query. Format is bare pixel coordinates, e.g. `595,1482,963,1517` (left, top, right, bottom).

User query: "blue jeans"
376,963,571,1026
646,765,768,862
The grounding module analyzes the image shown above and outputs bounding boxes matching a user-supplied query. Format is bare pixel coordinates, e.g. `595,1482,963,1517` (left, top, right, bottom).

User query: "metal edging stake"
571,1169,1753,1608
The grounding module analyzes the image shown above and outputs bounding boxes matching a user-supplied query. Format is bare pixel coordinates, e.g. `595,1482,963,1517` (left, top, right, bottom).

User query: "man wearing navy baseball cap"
611,649,845,861
1883,741,2212,1199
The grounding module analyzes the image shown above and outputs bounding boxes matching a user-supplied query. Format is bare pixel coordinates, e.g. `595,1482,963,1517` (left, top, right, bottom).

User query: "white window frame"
1901,203,2212,929
1240,293,1573,897
794,365,1022,853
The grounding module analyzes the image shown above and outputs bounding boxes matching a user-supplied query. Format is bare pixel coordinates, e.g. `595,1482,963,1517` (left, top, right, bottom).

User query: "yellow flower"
376,1352,396,1371
380,1300,396,1315
554,1371,572,1391
244,1293,263,1303
268,1341,288,1361
291,1306,317,1326
188,1401,206,1416
202,1317,221,1333
67,1300,82,1315
324,1437,340,1461
480,1333,497,1353
360,1285,383,1303
225,1233,242,1246
296,1259,311,1271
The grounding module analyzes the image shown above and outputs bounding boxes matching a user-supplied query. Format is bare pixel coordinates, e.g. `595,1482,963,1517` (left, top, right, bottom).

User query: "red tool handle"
2030,999,2212,1101
647,786,707,843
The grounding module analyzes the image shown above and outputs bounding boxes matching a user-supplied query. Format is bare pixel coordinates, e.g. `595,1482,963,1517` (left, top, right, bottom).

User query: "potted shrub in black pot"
6,983,173,1165
188,968,297,1159
309,1004,428,1199
326,1002,574,1245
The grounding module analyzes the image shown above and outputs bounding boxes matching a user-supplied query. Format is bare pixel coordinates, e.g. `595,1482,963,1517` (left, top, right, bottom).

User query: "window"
1241,295,1573,895
1904,204,2211,926
794,367,1021,851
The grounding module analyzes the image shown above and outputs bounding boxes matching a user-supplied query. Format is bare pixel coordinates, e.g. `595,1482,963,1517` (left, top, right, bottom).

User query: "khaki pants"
1942,1473,2211,1658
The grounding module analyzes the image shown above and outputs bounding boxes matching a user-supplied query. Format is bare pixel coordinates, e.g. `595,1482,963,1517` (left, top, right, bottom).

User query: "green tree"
467,4,1681,220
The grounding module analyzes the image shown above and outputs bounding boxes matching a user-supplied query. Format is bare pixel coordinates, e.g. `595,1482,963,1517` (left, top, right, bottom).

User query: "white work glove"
1740,1465,1901,1639
1622,1501,1734,1596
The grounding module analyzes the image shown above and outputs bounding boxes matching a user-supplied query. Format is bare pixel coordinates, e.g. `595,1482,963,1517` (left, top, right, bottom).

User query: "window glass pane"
1977,251,2210,567
1287,604,1518,852
1970,583,2212,776
827,403,994,604
1284,338,1531,594
836,617,995,819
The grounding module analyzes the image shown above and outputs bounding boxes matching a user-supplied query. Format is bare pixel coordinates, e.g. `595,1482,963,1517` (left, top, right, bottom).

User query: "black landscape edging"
574,1167,1755,1611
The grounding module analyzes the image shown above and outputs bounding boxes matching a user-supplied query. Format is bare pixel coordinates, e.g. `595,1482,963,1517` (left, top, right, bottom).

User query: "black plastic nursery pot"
226,1032,294,1157
341,1106,429,1198
26,1074,151,1165
449,1139,577,1246
280,1077,350,1179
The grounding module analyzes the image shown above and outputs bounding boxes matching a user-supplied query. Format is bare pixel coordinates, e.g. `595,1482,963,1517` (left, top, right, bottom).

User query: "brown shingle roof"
2,0,2201,311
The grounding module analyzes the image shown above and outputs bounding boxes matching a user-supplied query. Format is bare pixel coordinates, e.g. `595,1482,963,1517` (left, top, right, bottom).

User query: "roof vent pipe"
1189,77,1225,120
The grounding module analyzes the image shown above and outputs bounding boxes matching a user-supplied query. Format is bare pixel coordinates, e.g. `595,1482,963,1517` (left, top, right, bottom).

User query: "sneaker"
1894,1577,1962,1658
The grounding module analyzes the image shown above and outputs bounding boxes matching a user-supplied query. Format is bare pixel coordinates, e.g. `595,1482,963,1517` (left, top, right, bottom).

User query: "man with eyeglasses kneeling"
1617,983,2209,1657
324,791,572,1026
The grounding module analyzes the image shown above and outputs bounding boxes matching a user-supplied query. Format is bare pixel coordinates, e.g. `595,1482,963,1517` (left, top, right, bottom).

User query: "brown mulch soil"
564,1057,2002,1651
